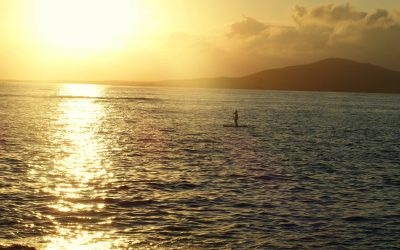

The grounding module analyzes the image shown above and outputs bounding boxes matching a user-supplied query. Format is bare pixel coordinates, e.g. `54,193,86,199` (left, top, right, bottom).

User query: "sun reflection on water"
42,84,121,249
59,83,104,97
45,229,124,250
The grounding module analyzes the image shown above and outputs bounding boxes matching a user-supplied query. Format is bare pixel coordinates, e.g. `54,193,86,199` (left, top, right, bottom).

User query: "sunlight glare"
59,84,103,97
35,0,142,49
38,84,121,249
45,228,125,250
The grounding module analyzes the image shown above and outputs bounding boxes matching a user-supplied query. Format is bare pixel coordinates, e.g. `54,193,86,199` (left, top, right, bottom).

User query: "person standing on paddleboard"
233,110,239,127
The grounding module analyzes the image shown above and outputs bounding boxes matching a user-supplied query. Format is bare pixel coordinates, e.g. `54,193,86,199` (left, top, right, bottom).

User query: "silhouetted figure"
233,110,239,127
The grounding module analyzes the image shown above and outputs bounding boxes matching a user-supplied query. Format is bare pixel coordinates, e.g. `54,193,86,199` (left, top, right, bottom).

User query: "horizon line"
1,57,396,85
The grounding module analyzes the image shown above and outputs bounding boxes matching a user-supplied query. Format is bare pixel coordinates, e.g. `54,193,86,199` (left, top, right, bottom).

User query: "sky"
0,0,399,81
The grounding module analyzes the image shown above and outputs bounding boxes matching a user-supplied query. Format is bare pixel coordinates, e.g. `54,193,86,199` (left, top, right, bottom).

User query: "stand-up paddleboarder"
233,110,239,127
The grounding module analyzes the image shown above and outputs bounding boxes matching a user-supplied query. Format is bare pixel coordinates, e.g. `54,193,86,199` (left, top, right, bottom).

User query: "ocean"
0,83,399,249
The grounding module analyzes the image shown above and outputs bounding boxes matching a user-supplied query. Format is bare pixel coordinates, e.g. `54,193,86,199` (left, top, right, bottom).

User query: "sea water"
0,83,399,249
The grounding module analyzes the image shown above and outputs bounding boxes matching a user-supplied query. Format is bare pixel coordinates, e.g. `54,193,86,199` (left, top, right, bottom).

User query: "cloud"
225,3,400,71
292,3,367,25
367,9,394,25
308,3,367,24
292,5,308,24
228,17,267,37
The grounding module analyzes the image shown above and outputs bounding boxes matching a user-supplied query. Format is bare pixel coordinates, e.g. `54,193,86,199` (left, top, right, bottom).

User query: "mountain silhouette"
4,58,400,93
163,58,400,93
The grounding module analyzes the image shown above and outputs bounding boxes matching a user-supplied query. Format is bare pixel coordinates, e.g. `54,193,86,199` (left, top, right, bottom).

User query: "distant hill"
162,58,400,93
3,58,400,93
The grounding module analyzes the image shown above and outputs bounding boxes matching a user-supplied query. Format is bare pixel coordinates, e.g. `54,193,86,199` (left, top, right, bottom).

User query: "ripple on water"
0,84,400,249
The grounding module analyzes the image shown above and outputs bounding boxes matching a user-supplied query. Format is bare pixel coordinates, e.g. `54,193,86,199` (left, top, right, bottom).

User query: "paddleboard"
223,125,248,128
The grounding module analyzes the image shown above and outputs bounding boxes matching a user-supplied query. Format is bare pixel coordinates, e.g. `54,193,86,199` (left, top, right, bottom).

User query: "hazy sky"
0,0,399,81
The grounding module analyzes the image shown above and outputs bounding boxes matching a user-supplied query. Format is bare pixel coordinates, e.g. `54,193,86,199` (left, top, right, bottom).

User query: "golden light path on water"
42,84,123,249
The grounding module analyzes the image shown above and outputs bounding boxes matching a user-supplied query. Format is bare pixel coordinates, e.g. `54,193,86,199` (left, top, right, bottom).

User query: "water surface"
0,83,399,249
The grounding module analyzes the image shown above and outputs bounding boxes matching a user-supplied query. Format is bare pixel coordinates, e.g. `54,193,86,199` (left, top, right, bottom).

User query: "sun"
35,0,141,49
